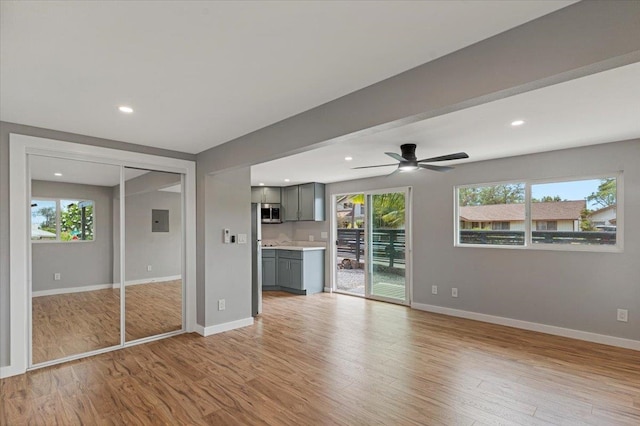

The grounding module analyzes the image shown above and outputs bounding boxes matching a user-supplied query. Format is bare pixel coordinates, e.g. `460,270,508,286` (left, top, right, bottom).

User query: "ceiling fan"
353,143,469,175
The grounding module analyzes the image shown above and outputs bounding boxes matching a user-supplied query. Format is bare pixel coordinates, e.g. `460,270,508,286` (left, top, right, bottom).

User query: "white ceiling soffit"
29,156,150,186
250,62,640,186
159,184,182,193
0,1,575,154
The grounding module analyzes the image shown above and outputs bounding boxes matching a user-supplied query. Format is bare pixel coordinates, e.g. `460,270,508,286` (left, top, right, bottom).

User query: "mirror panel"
30,155,121,364
124,167,183,341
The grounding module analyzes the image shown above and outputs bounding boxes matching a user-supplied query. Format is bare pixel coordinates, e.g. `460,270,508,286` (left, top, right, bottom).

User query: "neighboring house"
589,204,617,228
459,200,586,231
336,199,364,228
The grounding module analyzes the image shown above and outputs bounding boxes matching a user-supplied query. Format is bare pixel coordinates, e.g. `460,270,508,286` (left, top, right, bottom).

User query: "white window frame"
454,173,623,253
31,197,96,243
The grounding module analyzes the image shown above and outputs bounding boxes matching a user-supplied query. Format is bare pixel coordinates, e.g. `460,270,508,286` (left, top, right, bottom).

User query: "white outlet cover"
617,309,628,322
431,285,438,295
452,288,458,298
218,299,226,311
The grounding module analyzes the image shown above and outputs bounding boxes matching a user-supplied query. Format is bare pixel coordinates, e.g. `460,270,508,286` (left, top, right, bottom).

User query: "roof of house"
459,200,586,222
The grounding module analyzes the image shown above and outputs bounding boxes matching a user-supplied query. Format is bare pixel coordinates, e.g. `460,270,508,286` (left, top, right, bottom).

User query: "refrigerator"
251,203,262,316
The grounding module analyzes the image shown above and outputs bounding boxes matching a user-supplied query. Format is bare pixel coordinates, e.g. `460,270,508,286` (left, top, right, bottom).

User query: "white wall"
324,140,639,341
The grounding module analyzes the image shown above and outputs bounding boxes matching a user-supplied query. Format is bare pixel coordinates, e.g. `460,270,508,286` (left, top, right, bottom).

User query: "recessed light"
511,120,525,127
284,179,290,182
344,156,353,161
118,106,134,113
54,172,63,177
259,183,265,186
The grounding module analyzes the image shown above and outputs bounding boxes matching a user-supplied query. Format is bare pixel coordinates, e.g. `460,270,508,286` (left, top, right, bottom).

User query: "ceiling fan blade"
386,167,403,177
419,164,454,172
385,152,405,162
417,152,469,163
352,163,398,169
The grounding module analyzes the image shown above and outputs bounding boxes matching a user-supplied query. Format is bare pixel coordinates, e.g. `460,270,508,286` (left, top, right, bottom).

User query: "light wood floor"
3,291,639,425
32,280,182,364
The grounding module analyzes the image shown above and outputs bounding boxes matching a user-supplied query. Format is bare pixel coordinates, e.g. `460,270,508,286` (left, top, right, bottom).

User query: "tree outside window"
31,198,94,242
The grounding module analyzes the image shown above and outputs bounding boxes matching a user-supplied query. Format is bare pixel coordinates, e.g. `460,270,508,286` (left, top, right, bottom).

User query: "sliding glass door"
366,190,409,304
333,187,411,305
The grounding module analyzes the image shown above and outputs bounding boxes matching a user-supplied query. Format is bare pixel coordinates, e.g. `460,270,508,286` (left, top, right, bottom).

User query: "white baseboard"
411,302,640,351
32,283,114,298
32,275,182,297
113,275,182,288
0,364,25,379
195,317,254,337
324,287,332,293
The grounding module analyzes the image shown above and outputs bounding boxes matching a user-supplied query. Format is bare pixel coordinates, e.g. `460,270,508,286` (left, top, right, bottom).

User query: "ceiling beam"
197,0,640,174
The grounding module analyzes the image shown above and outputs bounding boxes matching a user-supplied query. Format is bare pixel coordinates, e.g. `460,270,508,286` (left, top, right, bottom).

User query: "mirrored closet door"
30,155,121,365
124,167,183,342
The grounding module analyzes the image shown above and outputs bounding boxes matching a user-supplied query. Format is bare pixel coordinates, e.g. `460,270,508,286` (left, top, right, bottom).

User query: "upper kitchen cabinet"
282,182,325,221
251,186,281,204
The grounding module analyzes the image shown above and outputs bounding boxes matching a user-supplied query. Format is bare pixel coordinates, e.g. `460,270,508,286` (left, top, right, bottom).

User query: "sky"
532,178,606,209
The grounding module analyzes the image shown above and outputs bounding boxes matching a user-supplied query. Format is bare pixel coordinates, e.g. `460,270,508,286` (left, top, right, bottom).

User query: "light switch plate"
238,233,247,244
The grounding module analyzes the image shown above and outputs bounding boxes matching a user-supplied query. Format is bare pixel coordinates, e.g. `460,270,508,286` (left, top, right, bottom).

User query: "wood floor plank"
3,291,640,425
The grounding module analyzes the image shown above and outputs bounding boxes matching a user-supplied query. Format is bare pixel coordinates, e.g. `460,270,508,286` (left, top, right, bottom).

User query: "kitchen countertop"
262,245,325,251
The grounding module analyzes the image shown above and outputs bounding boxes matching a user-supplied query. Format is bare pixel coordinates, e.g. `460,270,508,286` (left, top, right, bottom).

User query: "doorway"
332,187,411,305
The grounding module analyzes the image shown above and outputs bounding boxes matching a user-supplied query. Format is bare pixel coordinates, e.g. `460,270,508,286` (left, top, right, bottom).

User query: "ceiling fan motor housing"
400,143,417,161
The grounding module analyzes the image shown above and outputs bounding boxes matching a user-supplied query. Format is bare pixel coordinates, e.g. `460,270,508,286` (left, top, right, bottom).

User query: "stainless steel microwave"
261,204,282,223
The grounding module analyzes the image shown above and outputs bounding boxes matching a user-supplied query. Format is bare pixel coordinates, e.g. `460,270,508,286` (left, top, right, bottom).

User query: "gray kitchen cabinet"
274,249,324,294
262,250,276,288
277,258,294,289
251,186,281,204
282,186,299,221
282,182,325,221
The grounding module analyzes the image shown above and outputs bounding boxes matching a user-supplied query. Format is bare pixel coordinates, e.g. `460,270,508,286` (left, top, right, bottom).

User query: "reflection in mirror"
30,155,121,364
124,167,183,341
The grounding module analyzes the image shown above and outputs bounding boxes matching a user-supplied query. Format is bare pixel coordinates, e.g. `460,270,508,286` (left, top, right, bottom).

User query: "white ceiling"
0,1,575,154
251,62,640,186
30,156,147,186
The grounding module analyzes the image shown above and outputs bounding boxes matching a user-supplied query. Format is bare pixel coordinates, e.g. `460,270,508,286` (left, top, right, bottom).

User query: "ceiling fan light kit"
353,143,468,175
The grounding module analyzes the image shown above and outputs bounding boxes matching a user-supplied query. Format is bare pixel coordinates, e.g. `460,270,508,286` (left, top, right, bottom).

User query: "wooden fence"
337,228,405,267
459,230,616,245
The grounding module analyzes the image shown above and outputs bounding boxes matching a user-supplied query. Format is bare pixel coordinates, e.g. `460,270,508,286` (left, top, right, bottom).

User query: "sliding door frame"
330,186,412,306
7,134,196,377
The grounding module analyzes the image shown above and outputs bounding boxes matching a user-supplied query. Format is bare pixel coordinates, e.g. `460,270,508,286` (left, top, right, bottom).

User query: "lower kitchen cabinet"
262,249,324,295
262,257,276,287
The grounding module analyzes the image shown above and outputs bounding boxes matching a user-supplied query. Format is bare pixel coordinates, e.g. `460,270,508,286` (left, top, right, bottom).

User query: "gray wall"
31,180,114,291
193,0,640,340
323,140,640,341
113,171,183,282
124,190,182,282
203,168,252,327
1,120,194,368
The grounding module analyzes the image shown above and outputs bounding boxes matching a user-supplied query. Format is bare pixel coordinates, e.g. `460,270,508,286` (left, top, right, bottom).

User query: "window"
31,198,94,242
491,222,510,230
457,183,525,246
531,178,617,247
535,221,557,231
456,175,621,251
